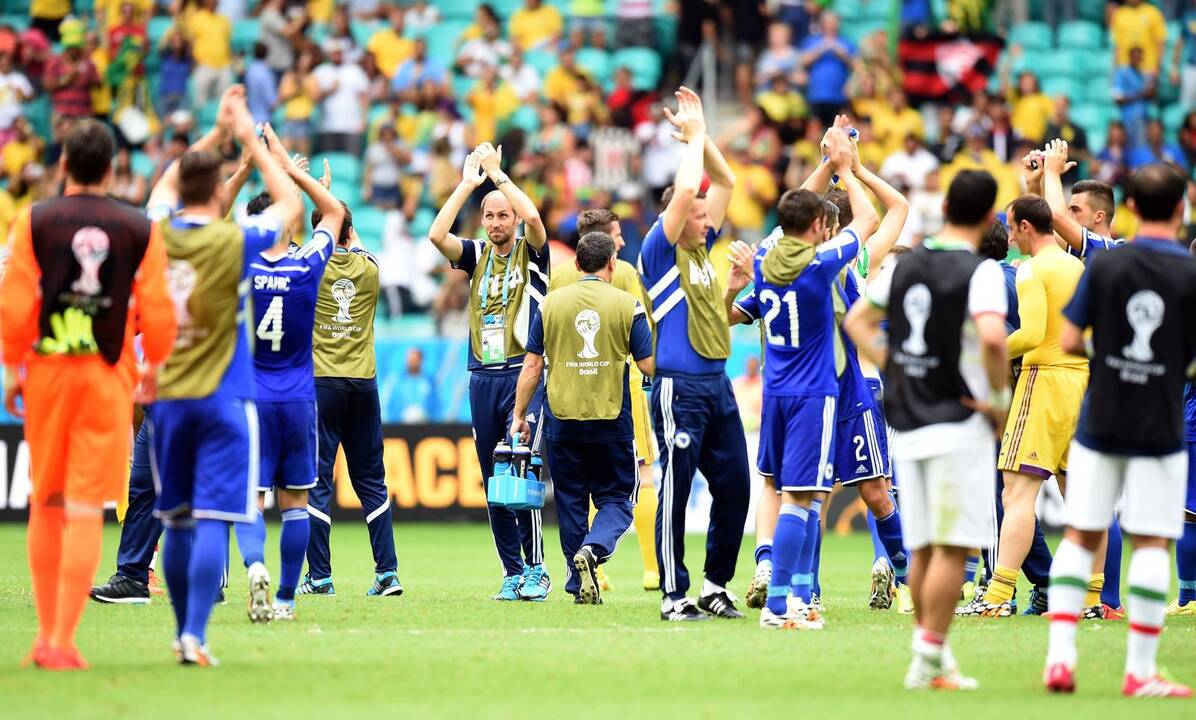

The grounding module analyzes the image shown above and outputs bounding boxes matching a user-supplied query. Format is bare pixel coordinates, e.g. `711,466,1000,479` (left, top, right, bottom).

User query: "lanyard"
479,241,516,309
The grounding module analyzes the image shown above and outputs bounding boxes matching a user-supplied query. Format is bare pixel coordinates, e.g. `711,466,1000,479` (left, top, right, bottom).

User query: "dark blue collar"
1133,236,1188,255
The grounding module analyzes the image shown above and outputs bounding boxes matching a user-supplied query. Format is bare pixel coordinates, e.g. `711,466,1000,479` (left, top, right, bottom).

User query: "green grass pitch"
1,523,1195,719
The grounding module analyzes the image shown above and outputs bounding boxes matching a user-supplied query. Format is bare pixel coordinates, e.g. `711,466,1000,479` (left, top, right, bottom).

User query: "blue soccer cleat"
518,563,552,601
493,574,522,601
1022,587,1049,616
367,571,403,597
296,575,335,596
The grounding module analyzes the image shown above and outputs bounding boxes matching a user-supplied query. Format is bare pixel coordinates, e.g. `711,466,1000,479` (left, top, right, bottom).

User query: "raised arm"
232,106,301,243
668,88,733,231
264,124,345,239
1041,138,1084,253
428,151,487,263
475,142,547,250
660,88,706,245
724,239,754,324
148,85,242,212
221,146,254,217
1021,149,1045,197
828,131,879,240
854,152,909,277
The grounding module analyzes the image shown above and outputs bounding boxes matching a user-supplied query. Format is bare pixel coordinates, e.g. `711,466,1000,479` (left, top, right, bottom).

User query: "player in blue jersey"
1039,139,1124,261
145,88,302,665
232,128,342,622
750,130,878,629
1168,241,1196,616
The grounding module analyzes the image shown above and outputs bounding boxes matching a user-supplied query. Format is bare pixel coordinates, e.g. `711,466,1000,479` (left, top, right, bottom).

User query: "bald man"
429,143,553,601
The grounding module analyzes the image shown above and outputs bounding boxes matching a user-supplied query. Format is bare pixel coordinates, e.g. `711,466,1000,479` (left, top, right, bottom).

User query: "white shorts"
1064,441,1188,540
896,441,997,551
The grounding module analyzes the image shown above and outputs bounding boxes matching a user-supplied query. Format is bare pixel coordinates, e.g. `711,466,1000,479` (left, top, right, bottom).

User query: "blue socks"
162,523,194,636
1178,520,1196,605
809,499,823,597
791,500,821,603
183,519,230,643
964,555,980,584
235,508,267,568
754,540,773,565
1101,516,1123,608
866,510,885,561
278,508,310,602
766,504,807,616
874,505,908,585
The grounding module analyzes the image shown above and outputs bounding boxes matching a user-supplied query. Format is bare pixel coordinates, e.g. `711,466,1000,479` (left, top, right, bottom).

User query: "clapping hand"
662,85,707,143
461,151,486,190
1042,138,1077,177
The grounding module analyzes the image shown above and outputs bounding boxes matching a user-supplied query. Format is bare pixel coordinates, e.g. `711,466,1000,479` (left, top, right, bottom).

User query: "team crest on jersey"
901,283,932,356
331,278,356,323
574,309,601,359
688,259,715,289
70,226,110,296
167,260,197,325
1122,290,1164,363
674,431,691,449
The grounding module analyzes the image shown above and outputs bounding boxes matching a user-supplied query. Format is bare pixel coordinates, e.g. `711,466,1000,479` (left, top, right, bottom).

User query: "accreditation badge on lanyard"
479,244,514,365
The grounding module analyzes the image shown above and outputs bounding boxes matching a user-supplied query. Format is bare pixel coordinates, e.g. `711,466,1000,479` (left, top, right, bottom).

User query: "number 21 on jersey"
759,289,799,347
256,296,285,351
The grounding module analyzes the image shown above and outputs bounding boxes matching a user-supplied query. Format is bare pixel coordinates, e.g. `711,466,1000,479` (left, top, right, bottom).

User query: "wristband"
990,387,1012,411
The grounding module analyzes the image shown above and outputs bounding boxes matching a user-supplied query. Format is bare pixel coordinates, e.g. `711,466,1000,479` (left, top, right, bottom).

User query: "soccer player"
846,169,1010,690
428,142,552,601
752,130,879,630
1171,374,1196,616
145,87,300,665
549,208,660,592
1,119,176,669
957,195,1087,618
1043,164,1196,698
232,126,343,619
301,163,401,599
511,231,655,605
638,87,749,621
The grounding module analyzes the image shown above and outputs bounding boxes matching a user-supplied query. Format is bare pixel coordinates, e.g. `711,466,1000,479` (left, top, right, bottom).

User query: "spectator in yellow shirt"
942,127,1019,208
1,118,41,181
98,0,153,29
1110,0,1167,74
1007,71,1055,143
30,0,71,43
872,88,924,156
724,137,778,245
544,46,593,108
467,66,519,145
367,7,415,79
185,0,233,107
509,0,564,52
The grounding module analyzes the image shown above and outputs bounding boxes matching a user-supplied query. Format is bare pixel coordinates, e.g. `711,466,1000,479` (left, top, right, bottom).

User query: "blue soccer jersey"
1067,228,1124,261
1186,382,1196,443
251,228,334,401
834,269,876,419
753,229,861,397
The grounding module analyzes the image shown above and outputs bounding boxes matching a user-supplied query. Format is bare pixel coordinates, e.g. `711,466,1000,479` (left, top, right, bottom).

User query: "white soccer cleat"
904,656,977,691
869,557,895,610
786,597,825,629
178,634,219,667
247,562,272,624
272,600,296,621
745,561,771,609
759,606,799,629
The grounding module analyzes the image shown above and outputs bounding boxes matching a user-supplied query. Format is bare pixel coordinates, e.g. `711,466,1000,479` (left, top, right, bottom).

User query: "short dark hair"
825,187,851,230
944,170,998,226
312,200,353,245
178,150,224,206
979,218,1009,261
1008,195,1053,235
247,191,273,216
577,208,619,238
576,231,616,272
822,200,839,232
1128,163,1186,223
777,189,825,237
1071,179,1115,219
254,41,267,59
660,185,706,209
63,119,114,185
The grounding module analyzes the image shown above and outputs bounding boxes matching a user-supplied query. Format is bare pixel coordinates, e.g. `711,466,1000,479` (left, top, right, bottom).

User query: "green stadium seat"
842,20,886,46
1037,49,1086,80
232,19,260,56
1009,48,1049,76
0,14,29,31
148,17,175,45
575,47,612,84
1041,76,1085,104
352,205,387,251
452,73,475,100
508,104,540,134
524,49,559,76
198,100,220,131
1084,80,1114,106
1162,104,1187,141
353,20,382,46
490,0,524,17
1055,20,1103,50
611,48,661,91
408,207,436,239
437,0,481,21
424,21,470,62
1075,0,1105,23
1008,22,1053,52
315,153,362,185
131,151,156,179
834,0,863,21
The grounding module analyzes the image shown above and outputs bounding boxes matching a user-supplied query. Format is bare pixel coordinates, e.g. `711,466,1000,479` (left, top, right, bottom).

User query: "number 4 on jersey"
256,296,285,351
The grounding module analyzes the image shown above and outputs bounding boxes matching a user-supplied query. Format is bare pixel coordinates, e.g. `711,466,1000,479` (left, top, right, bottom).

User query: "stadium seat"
353,21,382,46
148,16,174,45
1055,20,1103,50
1009,48,1048,77
198,100,220,131
611,48,662,91
508,104,540,135
1163,104,1187,141
489,0,524,18
424,21,469,62
1008,22,1053,52
352,205,386,251
576,48,612,86
0,14,29,31
1075,0,1105,22
834,0,863,21
1037,49,1086,80
1041,76,1085,105
437,0,481,21
232,19,260,56
524,49,559,76
316,153,363,184
131,151,156,179
409,207,436,239
1084,80,1113,106
842,20,886,46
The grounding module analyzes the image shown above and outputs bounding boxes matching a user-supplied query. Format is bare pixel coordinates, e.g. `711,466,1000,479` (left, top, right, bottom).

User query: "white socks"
1126,546,1169,679
1046,539,1093,668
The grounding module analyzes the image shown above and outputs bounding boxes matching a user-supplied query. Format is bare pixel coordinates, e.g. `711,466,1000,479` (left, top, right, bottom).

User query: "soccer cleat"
809,593,823,614
518,564,552,601
1023,587,1049,616
1122,674,1193,698
960,580,975,602
745,562,772,609
661,597,710,621
89,574,151,605
1082,603,1125,620
33,646,89,671
573,547,601,605
698,590,744,619
759,606,801,629
367,571,404,597
896,584,915,614
178,634,219,667
216,587,226,605
493,574,522,601
869,557,895,610
786,597,825,629
574,594,604,605
246,562,272,623
148,569,166,597
1166,599,1196,616
1043,663,1076,694
905,658,977,691
642,570,660,591
272,600,296,621
954,597,1014,617
297,575,335,596
596,565,613,591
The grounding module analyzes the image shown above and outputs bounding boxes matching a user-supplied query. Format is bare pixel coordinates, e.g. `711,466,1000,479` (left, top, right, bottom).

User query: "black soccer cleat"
698,590,745,619
573,546,601,605
660,597,711,621
90,574,150,604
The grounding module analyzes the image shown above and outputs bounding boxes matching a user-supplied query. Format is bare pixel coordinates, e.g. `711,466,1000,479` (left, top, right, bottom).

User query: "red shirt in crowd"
42,51,98,117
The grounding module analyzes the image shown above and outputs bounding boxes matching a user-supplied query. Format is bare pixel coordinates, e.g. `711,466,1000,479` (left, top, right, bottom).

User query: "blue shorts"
149,398,259,523
759,394,836,492
1187,441,1196,514
834,407,891,486
258,400,318,491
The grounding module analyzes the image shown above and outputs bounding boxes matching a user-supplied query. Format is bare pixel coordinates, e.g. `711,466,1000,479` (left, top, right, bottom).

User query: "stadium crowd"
0,0,1194,426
